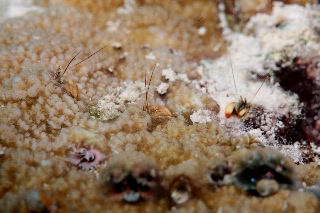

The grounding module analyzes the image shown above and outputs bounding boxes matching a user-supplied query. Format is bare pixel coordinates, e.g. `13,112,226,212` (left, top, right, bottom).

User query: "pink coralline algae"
66,147,105,170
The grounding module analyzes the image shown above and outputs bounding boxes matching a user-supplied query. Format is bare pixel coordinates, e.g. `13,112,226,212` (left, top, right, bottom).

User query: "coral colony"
1,0,320,212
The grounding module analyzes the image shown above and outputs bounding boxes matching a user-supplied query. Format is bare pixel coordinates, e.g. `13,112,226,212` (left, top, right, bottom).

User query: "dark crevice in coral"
273,57,320,145
243,106,304,145
241,74,306,145
275,113,305,145
209,163,232,188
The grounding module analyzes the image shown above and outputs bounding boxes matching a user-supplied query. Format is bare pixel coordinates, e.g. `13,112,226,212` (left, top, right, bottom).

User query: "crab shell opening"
148,105,174,118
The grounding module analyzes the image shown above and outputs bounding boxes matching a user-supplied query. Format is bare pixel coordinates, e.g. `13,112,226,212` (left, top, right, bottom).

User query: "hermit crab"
143,63,174,119
49,45,107,100
224,56,266,118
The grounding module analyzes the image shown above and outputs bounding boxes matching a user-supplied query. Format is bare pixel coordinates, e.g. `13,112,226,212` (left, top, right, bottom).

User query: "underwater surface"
0,0,320,212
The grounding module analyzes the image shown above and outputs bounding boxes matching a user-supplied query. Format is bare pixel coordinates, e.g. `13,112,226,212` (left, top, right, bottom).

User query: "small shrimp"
225,55,266,118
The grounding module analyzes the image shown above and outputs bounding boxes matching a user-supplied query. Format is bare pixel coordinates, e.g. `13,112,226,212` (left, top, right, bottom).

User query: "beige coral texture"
0,0,319,213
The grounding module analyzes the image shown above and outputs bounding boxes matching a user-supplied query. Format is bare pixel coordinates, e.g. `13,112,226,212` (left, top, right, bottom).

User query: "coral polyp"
208,161,233,188
232,148,297,196
256,179,280,197
169,175,194,205
100,165,163,203
100,153,163,203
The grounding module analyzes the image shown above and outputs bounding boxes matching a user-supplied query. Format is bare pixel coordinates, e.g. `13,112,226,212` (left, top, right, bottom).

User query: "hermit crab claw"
225,102,236,118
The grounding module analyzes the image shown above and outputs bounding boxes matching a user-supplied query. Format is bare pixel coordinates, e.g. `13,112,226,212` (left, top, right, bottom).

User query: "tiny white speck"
145,52,156,60
198,26,207,35
162,67,177,82
157,82,169,95
112,41,122,49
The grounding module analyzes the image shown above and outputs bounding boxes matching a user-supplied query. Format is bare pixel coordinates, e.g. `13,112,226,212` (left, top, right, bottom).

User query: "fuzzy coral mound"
0,1,320,213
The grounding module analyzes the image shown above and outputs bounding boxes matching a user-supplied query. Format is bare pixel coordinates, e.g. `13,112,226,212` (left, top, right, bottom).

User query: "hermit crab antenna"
249,76,267,103
69,45,108,69
63,51,81,75
228,55,239,98
144,63,157,110
143,68,148,110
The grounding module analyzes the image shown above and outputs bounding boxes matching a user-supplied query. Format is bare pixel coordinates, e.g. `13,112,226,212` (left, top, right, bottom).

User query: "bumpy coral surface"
0,0,320,212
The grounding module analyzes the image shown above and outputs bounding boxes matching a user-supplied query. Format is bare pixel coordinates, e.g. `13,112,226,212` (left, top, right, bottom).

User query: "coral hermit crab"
224,56,267,118
142,62,174,119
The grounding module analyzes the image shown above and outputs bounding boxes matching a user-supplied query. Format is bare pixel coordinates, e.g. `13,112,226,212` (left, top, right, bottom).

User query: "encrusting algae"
0,0,320,212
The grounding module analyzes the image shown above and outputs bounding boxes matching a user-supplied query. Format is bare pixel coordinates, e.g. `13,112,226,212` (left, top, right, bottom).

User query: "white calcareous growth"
190,109,217,124
95,81,145,121
162,67,177,82
157,82,169,95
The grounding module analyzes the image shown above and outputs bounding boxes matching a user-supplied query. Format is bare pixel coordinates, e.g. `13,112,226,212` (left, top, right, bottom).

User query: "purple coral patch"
66,147,105,170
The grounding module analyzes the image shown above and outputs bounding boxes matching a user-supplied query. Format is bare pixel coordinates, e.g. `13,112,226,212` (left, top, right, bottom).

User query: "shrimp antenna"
62,51,81,75
228,55,239,98
249,76,267,103
68,45,108,71
143,62,157,111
